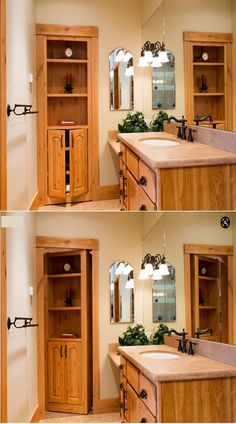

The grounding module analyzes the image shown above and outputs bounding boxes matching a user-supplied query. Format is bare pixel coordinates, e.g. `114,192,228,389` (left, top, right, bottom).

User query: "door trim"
36,236,100,419
0,0,7,210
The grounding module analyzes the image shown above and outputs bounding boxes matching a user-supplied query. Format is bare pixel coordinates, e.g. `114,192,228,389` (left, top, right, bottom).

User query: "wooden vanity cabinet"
36,24,98,206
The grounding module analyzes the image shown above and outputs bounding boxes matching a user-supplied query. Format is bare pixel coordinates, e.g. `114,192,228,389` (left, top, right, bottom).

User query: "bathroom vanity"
118,344,236,423
118,131,236,210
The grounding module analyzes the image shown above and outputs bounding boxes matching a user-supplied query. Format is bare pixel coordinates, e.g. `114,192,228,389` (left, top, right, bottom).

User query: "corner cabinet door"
64,341,82,405
126,383,140,423
48,342,65,404
48,130,66,198
126,170,139,210
70,129,88,198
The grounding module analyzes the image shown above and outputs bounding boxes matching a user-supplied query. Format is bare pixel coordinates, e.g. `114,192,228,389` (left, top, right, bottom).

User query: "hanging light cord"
162,0,166,44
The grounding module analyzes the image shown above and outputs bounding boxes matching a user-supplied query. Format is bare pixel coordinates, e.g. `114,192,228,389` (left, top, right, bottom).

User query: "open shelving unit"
36,24,98,206
184,32,233,130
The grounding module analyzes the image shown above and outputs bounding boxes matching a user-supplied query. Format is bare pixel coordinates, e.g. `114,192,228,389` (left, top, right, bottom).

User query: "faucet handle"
187,128,196,142
188,340,197,355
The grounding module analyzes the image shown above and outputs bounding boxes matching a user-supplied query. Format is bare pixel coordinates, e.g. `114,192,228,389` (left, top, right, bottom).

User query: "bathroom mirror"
109,48,134,111
152,51,175,109
152,263,176,322
110,261,134,323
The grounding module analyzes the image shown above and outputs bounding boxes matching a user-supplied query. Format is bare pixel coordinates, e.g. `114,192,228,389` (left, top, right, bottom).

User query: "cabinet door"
48,130,65,198
126,383,139,423
70,129,88,198
48,342,65,404
126,170,139,210
64,341,82,405
138,187,156,211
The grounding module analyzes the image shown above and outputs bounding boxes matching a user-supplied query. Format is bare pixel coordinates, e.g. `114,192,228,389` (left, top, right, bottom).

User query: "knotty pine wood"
1,226,7,422
139,161,156,203
138,187,156,211
0,0,6,211
126,383,139,424
139,400,156,423
36,24,98,38
70,129,88,198
48,130,65,198
127,361,139,394
139,374,156,417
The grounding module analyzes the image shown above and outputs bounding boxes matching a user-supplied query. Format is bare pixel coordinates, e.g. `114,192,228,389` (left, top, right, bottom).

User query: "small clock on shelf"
64,263,71,272
201,52,209,61
200,266,207,276
65,47,73,58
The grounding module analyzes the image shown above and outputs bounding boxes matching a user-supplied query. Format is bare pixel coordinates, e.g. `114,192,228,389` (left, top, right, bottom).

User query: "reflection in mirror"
110,261,134,324
152,263,176,322
109,48,134,111
152,51,175,109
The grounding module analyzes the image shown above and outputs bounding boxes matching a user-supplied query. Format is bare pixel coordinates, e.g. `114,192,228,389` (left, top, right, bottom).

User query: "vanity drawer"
139,399,156,423
126,148,139,180
120,356,127,377
139,187,156,211
127,361,139,393
139,373,156,417
139,161,156,203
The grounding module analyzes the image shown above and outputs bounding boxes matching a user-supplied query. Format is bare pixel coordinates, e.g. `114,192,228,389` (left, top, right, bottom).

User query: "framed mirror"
152,51,175,109
152,263,176,322
109,48,134,111
110,261,134,323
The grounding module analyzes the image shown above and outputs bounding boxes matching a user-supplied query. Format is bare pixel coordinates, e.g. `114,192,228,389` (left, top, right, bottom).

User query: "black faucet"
167,328,188,353
193,115,214,127
194,327,214,339
167,115,188,140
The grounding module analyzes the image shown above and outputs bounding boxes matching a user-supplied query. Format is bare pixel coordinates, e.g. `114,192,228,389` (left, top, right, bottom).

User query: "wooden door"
48,342,65,404
126,383,139,423
64,341,82,405
126,170,139,210
70,129,88,199
48,130,65,198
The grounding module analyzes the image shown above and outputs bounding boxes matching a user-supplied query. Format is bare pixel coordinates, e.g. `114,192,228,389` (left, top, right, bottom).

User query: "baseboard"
29,404,41,423
98,185,119,200
93,397,120,414
28,191,41,210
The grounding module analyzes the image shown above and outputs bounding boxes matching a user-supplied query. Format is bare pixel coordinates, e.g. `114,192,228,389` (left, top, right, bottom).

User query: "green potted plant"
118,111,149,133
118,324,149,346
150,323,169,345
149,111,169,132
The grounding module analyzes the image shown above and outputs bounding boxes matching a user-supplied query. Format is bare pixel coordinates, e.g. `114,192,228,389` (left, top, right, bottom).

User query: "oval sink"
139,351,181,360
139,138,179,147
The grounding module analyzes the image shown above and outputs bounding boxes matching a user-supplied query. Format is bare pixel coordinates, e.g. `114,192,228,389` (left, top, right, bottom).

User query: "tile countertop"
117,132,236,169
118,344,236,384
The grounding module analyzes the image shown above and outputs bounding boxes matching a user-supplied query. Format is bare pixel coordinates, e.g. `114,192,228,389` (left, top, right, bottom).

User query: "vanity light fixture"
123,51,132,63
123,263,133,275
115,49,125,63
138,253,169,280
115,261,125,275
138,41,169,68
125,58,134,77
125,271,135,289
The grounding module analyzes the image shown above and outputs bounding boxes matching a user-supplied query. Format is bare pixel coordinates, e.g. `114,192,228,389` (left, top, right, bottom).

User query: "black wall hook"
7,104,38,117
7,317,39,330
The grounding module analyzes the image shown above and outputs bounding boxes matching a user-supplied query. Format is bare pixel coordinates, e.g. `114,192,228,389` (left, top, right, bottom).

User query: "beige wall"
142,0,233,120
36,0,143,187
141,0,162,25
6,0,37,210
7,213,37,423
35,212,143,399
142,213,234,336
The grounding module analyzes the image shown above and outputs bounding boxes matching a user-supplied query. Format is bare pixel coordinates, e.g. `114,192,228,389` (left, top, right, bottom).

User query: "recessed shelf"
47,94,88,98
194,93,225,96
47,273,82,278
47,125,88,130
48,337,82,342
193,62,224,66
47,59,88,64
199,306,217,310
48,307,82,311
198,275,218,281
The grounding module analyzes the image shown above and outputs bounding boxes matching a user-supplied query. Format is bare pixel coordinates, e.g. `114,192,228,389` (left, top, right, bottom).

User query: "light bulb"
115,49,125,63
144,50,153,63
159,263,169,276
123,264,133,275
138,56,148,67
152,269,163,280
123,51,132,62
145,263,153,275
138,268,149,280
125,278,134,289
125,66,134,77
151,57,162,68
115,262,125,275
158,50,169,63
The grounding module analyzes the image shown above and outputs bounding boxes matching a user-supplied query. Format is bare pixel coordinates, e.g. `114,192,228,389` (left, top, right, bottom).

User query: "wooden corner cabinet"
184,244,234,344
36,24,98,206
45,249,92,414
184,32,233,130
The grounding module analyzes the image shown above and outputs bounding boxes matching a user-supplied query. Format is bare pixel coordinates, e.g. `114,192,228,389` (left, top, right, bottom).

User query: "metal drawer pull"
140,389,148,399
119,170,123,177
120,383,124,389
139,176,147,186
140,204,147,211
120,364,124,370
119,151,124,157
140,419,147,423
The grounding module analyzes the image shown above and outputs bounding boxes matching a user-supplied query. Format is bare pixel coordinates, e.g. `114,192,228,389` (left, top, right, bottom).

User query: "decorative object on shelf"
139,253,169,280
150,323,169,345
200,74,208,93
221,216,230,229
149,111,169,132
64,288,74,307
65,47,73,58
118,324,149,346
64,262,71,272
198,52,209,62
7,316,39,330
7,104,38,117
64,73,73,94
200,266,207,276
61,333,77,338
118,111,148,133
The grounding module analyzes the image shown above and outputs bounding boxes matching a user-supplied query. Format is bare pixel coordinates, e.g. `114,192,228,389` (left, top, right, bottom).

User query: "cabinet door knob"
140,389,147,399
119,170,123,177
139,204,147,211
120,383,124,389
60,345,63,358
119,151,124,157
140,419,147,423
120,364,124,370
139,176,147,186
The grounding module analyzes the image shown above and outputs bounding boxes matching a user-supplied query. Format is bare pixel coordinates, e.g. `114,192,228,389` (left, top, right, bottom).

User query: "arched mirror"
109,48,134,111
110,261,134,323
152,51,175,109
152,263,176,322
